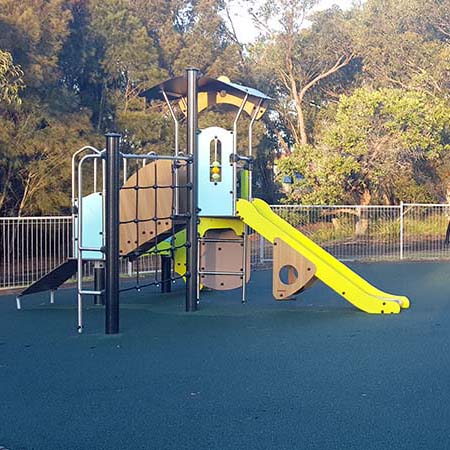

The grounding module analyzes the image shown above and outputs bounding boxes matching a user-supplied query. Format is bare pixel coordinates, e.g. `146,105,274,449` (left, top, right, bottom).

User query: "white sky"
226,0,356,43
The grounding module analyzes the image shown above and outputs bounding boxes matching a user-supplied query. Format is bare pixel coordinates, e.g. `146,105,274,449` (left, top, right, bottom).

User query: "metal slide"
237,198,410,314
19,259,77,298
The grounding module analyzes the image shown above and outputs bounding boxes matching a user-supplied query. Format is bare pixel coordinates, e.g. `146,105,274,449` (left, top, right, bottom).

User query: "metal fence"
253,203,450,267
0,217,72,290
2,202,450,290
0,216,160,290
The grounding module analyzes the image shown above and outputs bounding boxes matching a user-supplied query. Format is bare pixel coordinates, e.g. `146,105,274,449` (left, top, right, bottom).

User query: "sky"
226,0,356,43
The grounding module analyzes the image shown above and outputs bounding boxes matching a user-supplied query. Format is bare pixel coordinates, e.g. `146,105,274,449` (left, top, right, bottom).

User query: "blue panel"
74,192,103,260
198,127,234,216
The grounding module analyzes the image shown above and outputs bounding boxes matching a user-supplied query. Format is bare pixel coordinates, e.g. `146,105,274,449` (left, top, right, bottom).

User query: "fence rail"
2,202,450,290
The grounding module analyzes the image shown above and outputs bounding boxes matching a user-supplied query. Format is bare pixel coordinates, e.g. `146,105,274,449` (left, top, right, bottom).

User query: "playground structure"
15,68,410,334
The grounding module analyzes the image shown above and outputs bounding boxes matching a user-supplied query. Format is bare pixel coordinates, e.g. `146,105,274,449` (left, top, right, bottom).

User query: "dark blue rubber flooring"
1,262,450,450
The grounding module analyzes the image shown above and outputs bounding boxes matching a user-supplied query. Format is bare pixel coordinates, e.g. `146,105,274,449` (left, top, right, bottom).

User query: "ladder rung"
199,238,243,243
199,271,243,276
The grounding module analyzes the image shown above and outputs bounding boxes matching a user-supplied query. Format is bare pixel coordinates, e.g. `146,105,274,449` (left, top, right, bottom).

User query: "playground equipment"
16,68,410,333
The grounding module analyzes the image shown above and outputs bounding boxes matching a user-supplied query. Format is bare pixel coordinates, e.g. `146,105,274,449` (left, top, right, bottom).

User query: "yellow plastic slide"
237,198,410,314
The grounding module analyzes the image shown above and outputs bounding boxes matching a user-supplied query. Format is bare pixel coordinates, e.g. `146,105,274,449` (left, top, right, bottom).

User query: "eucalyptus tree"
247,0,356,147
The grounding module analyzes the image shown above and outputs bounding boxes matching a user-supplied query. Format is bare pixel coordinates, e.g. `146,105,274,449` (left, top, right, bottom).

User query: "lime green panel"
236,198,410,314
240,170,249,200
198,217,244,237
173,229,187,277
146,240,172,256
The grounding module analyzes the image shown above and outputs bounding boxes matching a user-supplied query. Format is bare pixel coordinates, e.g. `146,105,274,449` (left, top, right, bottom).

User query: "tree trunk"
17,172,31,217
296,101,308,146
96,82,106,131
0,162,12,213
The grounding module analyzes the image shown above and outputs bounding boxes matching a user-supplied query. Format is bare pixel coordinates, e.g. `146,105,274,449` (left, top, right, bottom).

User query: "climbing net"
117,153,192,294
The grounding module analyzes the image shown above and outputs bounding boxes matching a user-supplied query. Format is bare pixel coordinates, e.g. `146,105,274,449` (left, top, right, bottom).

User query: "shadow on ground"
1,262,449,450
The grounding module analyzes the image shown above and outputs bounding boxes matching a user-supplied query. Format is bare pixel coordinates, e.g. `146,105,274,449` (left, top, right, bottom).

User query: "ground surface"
1,262,450,450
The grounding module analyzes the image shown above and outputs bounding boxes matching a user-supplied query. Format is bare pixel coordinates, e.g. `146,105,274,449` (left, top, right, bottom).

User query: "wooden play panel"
200,229,250,290
272,238,317,300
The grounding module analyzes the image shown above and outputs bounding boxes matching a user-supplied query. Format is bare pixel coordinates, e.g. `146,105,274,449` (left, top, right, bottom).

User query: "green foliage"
0,49,23,104
0,0,72,90
3,0,450,215
277,88,450,204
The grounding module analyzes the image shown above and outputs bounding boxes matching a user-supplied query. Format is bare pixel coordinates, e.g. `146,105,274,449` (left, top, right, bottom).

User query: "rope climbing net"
117,153,192,294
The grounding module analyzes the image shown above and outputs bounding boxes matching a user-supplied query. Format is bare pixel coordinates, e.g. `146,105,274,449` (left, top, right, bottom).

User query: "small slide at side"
237,198,410,314
18,259,77,298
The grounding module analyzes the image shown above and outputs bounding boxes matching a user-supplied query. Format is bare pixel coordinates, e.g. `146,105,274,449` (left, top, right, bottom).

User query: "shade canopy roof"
140,75,271,103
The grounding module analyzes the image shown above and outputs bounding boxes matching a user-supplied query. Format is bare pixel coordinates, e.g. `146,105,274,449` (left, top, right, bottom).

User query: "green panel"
240,170,249,200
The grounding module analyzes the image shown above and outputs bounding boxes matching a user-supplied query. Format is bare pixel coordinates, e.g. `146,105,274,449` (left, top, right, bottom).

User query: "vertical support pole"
186,68,199,312
242,231,247,304
259,234,265,264
161,256,172,293
105,133,121,334
94,261,105,305
248,99,262,202
231,94,248,215
400,201,404,260
93,158,98,193
162,90,180,215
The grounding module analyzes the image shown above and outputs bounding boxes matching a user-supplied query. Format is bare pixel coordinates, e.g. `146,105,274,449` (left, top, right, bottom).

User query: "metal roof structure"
139,75,271,103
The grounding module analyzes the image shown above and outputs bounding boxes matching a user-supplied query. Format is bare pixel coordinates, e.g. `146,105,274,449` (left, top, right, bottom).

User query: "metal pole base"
161,256,172,293
94,264,105,305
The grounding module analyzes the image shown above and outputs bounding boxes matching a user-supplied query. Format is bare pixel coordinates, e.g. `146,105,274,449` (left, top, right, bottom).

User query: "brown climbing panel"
199,229,251,290
272,238,317,300
119,160,180,257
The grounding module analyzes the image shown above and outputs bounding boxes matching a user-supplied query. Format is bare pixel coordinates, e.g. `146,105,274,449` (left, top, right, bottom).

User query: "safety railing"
2,202,450,290
0,216,160,290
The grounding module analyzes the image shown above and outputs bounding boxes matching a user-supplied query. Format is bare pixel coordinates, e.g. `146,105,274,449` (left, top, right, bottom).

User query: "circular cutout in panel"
279,265,298,285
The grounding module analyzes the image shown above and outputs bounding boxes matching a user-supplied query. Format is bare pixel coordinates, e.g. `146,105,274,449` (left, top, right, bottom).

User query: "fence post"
104,133,121,334
185,67,199,312
400,201,404,260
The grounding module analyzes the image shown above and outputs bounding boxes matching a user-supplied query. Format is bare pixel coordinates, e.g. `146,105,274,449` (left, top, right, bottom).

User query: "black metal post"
186,68,199,312
94,262,105,305
105,133,121,334
161,256,172,293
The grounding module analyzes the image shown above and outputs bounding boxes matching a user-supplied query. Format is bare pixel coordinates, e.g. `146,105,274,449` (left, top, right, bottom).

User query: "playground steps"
199,228,250,291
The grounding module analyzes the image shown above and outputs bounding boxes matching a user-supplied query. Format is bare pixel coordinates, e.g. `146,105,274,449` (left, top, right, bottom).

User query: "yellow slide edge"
237,198,410,314
252,198,410,309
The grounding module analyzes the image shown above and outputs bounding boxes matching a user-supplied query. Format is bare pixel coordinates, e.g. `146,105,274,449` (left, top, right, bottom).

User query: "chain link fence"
2,203,450,290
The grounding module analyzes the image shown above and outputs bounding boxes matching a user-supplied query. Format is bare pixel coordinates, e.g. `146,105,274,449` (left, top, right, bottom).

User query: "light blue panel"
74,192,103,260
198,127,234,216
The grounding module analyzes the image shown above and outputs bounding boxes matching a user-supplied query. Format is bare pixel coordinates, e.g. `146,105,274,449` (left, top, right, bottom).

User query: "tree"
277,88,450,205
352,0,450,96
248,1,356,146
0,0,71,92
0,49,24,105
